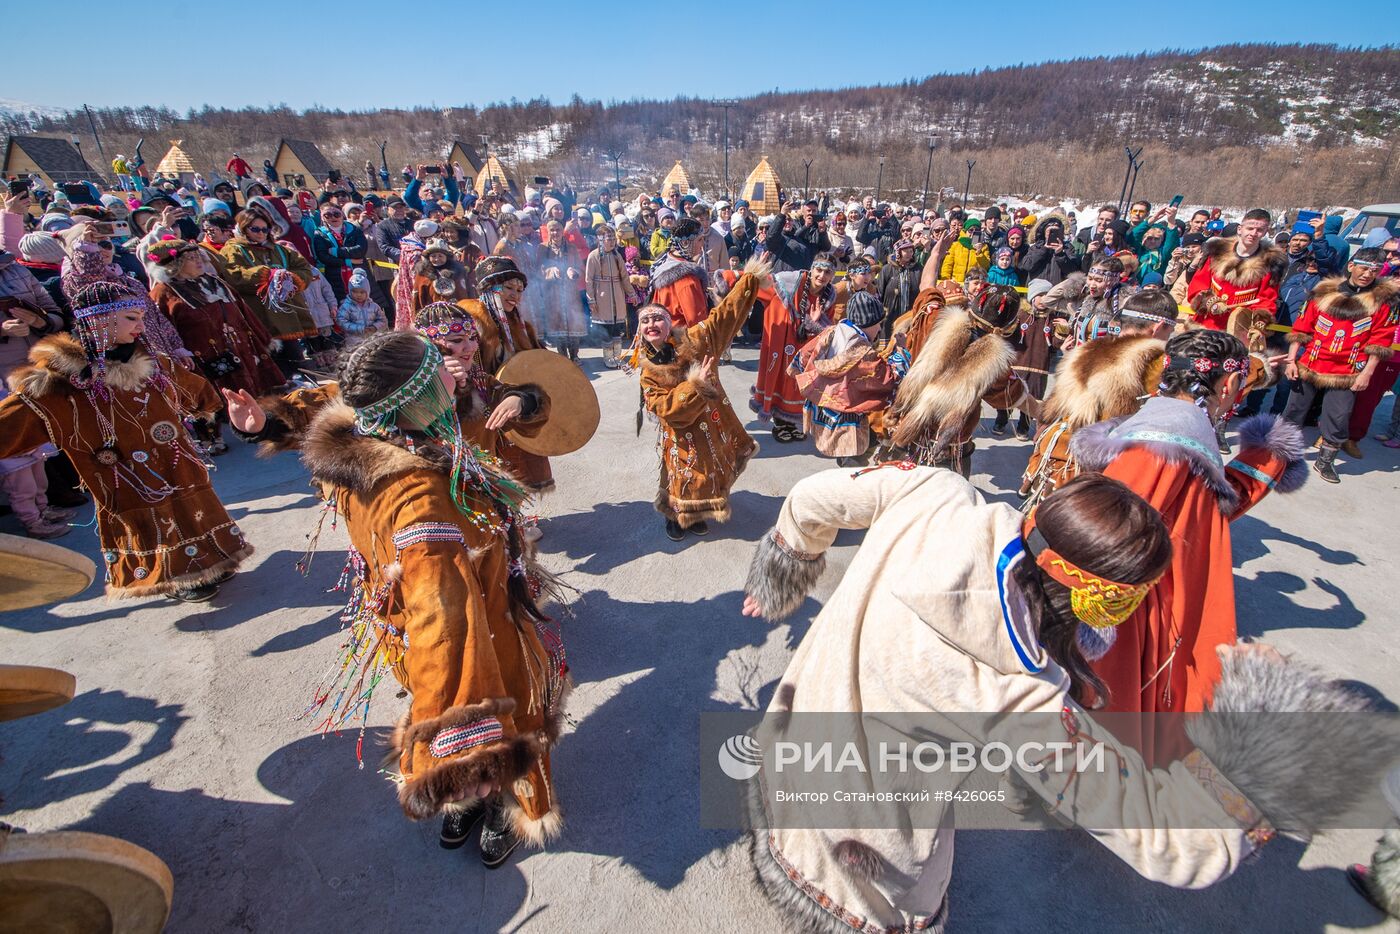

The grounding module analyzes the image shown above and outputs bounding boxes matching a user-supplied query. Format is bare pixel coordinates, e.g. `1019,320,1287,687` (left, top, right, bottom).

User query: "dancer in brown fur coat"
634,257,771,541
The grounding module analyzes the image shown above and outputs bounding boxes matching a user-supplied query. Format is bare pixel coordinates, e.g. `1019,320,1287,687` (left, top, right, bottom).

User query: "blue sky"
8,1,1398,112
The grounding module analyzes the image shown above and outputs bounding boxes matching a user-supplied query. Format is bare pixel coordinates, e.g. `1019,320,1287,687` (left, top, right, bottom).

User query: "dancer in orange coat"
749,255,835,442
1070,329,1307,731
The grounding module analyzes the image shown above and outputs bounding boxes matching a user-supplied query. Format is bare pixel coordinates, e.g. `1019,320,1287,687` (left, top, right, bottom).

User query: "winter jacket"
875,260,922,330
939,240,990,283
336,296,388,336
0,252,64,379
1129,220,1182,280
855,215,897,261
986,262,1022,286
761,220,815,273
791,221,831,257
585,247,635,325
404,176,460,214
373,216,414,266
1322,216,1350,265
303,269,340,331
312,223,369,301
1277,266,1320,328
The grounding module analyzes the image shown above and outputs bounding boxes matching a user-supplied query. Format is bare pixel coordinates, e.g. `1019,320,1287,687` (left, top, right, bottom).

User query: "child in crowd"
337,269,388,349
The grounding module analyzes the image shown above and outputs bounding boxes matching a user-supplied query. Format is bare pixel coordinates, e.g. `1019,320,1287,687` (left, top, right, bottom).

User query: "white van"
1339,204,1400,253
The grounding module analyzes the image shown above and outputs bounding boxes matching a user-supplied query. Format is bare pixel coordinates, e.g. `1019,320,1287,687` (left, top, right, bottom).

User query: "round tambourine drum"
0,533,96,613
496,349,601,456
0,832,174,934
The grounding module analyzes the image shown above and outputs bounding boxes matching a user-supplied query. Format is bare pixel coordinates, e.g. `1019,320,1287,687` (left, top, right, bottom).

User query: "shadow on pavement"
1236,571,1365,637
0,688,186,812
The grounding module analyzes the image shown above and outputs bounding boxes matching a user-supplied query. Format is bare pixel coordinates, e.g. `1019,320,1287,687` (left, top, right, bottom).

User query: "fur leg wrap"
1368,828,1400,919
745,529,825,621
1186,650,1384,835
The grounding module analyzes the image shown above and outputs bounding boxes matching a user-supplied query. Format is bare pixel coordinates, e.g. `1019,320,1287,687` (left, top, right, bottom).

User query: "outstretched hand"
741,594,764,618
486,395,524,431
222,387,266,434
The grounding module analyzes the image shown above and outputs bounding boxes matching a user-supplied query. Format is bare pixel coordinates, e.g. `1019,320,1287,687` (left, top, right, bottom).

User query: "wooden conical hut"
740,157,783,215
155,140,196,178
660,161,691,195
475,154,516,198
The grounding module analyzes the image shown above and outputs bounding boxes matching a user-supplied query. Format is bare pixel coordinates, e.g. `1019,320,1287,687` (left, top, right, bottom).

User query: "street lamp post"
603,148,624,195
1126,158,1145,208
921,132,938,213
962,160,976,209
875,155,886,203
378,140,389,181
802,158,814,199
714,99,737,200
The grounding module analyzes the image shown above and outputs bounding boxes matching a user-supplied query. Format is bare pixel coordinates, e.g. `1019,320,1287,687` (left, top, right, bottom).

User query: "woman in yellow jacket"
940,217,991,283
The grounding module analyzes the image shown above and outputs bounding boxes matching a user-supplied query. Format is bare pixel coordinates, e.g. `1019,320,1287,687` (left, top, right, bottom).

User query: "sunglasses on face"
247,225,269,234
1386,249,1400,257
323,212,342,219
97,240,113,249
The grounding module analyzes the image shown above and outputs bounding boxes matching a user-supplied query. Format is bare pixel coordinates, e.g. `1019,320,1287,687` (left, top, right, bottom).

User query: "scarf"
393,236,425,330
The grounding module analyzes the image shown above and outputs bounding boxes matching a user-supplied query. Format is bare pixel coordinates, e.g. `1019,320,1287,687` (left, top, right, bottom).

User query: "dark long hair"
1012,473,1172,705
1159,328,1247,407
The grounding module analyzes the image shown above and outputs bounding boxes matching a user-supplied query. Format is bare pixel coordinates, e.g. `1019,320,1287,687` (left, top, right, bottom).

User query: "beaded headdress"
67,280,158,391
348,335,524,530
412,301,479,343
1022,511,1161,630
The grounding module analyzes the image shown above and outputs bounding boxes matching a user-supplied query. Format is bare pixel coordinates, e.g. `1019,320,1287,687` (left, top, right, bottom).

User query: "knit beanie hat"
413,219,439,240
844,290,884,329
1026,278,1053,303
202,198,232,216
348,268,370,292
18,232,66,265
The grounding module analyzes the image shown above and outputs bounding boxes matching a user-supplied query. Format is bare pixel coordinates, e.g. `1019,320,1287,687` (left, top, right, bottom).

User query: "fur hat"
844,291,884,328
18,232,66,265
145,239,198,267
475,255,528,290
421,238,453,259
969,284,1022,334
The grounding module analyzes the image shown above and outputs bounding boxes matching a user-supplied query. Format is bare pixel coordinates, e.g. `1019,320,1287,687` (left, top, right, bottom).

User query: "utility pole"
714,100,737,201
82,105,106,161
378,140,388,178
802,158,814,199
1117,145,1142,213
921,132,938,213
875,155,886,203
962,160,976,209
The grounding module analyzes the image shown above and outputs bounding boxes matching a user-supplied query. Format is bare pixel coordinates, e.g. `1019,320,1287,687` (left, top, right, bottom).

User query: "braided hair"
1158,329,1248,409
338,330,430,410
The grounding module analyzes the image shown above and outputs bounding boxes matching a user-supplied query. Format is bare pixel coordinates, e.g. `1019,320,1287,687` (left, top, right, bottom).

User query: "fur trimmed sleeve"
1186,648,1385,836
1226,414,1308,505
744,529,826,621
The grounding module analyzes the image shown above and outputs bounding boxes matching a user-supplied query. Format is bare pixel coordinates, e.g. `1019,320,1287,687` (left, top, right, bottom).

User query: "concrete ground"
2,343,1398,934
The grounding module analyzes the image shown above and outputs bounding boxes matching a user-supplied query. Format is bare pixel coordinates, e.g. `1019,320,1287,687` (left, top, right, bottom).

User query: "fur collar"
649,255,707,290
891,307,1016,448
1071,396,1236,510
1202,236,1287,287
9,333,157,398
1309,275,1399,322
1040,335,1165,429
301,401,448,494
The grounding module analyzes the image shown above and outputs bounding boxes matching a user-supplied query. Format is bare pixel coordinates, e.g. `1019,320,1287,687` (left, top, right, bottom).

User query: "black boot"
1014,411,1032,441
478,799,522,869
1315,444,1340,484
1215,420,1230,455
440,800,487,849
991,410,1010,436
689,520,709,536
665,518,685,541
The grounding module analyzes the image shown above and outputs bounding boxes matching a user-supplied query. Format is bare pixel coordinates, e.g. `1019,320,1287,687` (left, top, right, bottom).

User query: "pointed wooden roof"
474,154,515,197
660,161,690,194
155,140,196,175
741,157,783,215
447,140,484,176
